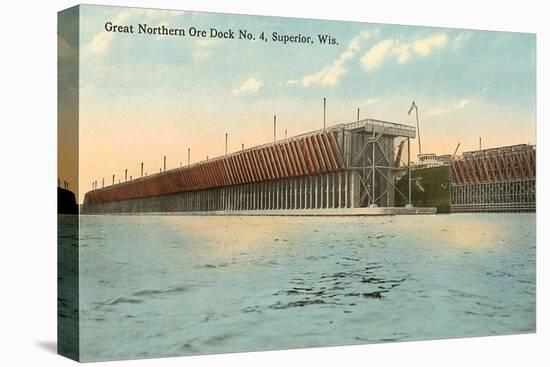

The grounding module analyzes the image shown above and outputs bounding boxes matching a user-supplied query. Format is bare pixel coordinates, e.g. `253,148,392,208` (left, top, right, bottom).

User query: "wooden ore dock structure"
82,119,436,216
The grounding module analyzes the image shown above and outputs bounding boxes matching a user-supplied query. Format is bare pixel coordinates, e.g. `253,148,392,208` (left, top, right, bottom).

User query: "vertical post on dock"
273,115,277,142
357,108,360,122
225,133,228,155
125,169,127,182
370,127,377,207
323,98,326,132
188,148,190,166
163,156,166,172
112,174,115,185
102,178,104,188
141,162,144,177
407,137,412,207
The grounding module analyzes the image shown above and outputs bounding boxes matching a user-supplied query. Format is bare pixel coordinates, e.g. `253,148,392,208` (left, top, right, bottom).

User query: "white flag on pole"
408,101,417,115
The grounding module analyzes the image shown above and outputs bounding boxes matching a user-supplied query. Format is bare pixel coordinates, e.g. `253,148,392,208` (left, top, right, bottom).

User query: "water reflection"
76,213,536,362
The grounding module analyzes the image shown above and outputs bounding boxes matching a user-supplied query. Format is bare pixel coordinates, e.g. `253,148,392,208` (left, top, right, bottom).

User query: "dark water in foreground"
68,214,534,361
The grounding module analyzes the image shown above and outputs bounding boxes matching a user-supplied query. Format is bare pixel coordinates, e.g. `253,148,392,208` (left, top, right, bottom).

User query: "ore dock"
82,119,435,215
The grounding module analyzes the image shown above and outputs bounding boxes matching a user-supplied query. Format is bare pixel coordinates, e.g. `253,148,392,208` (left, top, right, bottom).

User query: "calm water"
71,214,535,361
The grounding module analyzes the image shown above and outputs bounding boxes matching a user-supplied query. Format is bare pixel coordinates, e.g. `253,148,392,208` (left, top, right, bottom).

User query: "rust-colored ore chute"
450,144,536,212
82,119,417,214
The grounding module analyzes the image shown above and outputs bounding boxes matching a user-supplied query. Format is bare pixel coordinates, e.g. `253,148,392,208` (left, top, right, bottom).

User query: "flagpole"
415,104,422,155
409,101,422,156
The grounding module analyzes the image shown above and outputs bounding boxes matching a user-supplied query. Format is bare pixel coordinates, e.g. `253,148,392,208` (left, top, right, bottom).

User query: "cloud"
302,31,373,87
453,32,473,48
87,28,115,55
361,98,379,106
360,38,395,71
412,33,448,56
362,33,450,71
392,43,412,64
193,38,221,62
286,80,299,85
193,49,210,62
231,78,264,95
425,99,470,118
456,99,469,109
86,9,133,55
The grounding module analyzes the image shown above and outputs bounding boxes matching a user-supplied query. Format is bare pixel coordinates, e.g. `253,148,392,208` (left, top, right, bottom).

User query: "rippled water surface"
75,214,535,361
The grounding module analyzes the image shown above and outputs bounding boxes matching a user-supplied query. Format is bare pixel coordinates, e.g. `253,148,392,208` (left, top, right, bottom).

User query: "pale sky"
60,5,536,203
